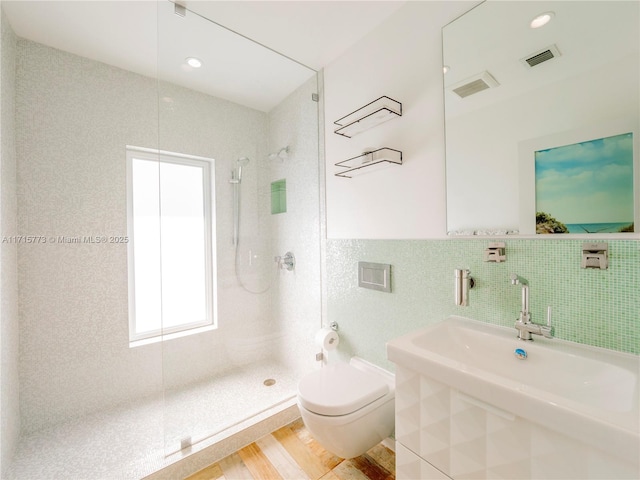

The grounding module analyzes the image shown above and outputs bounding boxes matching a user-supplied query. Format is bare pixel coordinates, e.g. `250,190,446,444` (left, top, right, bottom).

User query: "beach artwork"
535,132,634,234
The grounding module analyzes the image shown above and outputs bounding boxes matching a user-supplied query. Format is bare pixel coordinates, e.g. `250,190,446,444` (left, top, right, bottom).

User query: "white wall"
324,1,476,240
0,6,19,476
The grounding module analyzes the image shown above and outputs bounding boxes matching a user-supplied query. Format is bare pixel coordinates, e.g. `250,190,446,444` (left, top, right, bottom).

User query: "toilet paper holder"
315,323,340,362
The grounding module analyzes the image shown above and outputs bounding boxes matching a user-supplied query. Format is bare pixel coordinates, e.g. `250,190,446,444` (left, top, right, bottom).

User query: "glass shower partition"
156,2,322,457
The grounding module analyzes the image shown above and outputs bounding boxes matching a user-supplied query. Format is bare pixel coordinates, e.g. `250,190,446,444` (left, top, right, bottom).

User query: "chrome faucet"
510,273,553,341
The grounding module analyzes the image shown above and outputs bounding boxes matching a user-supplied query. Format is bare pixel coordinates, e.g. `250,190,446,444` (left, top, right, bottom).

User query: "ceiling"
2,0,407,111
443,1,640,118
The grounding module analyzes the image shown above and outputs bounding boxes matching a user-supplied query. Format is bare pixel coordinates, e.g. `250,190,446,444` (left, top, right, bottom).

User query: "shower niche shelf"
333,96,402,138
335,147,402,178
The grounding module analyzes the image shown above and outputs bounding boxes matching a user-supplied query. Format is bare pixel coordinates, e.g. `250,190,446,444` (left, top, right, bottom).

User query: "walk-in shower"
1,1,321,478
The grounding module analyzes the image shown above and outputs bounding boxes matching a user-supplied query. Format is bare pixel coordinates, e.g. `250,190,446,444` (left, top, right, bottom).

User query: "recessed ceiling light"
443,65,450,74
185,57,202,68
530,12,555,29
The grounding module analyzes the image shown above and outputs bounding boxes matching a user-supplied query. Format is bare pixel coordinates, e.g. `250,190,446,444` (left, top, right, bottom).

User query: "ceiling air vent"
449,71,500,99
522,44,561,68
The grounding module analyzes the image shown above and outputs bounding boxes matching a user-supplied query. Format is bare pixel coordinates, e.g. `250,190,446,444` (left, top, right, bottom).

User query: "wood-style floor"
185,418,395,480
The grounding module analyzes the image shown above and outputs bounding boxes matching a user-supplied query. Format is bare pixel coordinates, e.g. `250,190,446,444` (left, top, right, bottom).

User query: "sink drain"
263,378,276,387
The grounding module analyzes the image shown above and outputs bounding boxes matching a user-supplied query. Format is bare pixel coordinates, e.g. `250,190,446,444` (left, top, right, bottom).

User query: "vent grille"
449,71,499,99
453,79,491,98
522,44,561,68
526,49,555,67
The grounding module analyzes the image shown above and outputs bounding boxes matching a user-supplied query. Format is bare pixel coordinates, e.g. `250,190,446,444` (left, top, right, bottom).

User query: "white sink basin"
387,316,640,461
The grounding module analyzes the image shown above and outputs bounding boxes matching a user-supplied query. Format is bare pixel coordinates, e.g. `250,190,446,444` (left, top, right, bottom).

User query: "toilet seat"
297,363,389,416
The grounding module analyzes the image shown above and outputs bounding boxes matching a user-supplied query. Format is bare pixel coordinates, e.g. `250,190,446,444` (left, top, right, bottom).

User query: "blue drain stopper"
514,348,528,359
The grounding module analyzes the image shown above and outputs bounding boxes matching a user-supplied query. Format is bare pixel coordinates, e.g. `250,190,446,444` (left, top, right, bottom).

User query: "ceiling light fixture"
185,57,202,68
443,65,450,74
530,11,555,29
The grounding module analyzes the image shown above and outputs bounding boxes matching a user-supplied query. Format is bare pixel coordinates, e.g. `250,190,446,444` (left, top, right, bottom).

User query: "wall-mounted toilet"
297,357,395,459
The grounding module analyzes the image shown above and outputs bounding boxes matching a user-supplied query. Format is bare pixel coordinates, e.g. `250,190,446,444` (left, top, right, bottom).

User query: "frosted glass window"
127,147,216,343
130,158,162,336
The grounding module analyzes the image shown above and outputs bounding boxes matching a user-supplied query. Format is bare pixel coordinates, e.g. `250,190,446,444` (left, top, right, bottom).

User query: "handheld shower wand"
236,156,249,182
230,157,250,245
231,157,250,184
229,155,276,294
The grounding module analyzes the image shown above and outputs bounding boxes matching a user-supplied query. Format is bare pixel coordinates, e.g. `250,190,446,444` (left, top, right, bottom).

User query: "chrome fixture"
581,242,608,270
483,242,506,263
358,262,392,293
454,268,474,306
174,2,186,17
230,157,250,245
230,156,249,184
510,274,553,341
229,156,273,294
275,251,295,271
268,146,290,162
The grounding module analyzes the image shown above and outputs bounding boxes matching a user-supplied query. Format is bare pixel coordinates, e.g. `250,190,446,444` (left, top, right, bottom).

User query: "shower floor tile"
163,360,300,452
6,359,301,480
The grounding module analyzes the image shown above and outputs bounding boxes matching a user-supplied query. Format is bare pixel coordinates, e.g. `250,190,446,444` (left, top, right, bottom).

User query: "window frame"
126,146,217,344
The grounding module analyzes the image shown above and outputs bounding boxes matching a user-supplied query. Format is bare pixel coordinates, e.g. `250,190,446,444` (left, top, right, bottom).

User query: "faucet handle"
541,306,554,338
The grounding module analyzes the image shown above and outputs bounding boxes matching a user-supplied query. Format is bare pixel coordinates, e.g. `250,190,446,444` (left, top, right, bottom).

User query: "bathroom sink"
387,316,640,460
407,316,637,412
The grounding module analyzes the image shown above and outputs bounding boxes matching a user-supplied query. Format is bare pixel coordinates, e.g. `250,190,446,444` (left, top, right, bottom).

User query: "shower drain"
263,378,276,387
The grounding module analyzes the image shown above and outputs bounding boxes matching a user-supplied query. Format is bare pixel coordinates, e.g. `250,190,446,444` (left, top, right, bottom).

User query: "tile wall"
326,238,640,371
0,6,19,476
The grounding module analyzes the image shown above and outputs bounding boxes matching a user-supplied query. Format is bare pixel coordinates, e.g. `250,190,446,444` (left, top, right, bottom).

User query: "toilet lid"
297,363,389,416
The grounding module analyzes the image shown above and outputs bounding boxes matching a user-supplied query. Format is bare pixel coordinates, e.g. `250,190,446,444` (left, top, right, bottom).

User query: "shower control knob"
275,252,295,271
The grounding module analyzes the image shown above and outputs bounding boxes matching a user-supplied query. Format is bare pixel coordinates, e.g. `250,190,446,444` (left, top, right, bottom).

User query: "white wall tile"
0,6,20,476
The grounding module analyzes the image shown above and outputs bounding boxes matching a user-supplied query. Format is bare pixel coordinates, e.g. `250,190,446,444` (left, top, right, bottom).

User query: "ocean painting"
535,132,634,234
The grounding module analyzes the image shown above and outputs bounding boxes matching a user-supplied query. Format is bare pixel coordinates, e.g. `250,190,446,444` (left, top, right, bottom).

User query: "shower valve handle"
274,252,295,271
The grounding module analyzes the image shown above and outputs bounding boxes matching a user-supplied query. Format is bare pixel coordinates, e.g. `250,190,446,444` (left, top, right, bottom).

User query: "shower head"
236,157,250,182
278,146,289,160
268,146,289,162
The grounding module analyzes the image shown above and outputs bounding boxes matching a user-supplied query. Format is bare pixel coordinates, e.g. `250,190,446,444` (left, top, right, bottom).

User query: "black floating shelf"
335,148,403,178
333,96,402,138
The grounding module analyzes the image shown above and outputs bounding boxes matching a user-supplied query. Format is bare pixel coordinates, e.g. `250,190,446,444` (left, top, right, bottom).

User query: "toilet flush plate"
358,262,391,292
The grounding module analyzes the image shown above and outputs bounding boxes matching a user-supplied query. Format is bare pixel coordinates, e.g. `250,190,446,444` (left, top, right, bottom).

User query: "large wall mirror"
443,1,639,237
